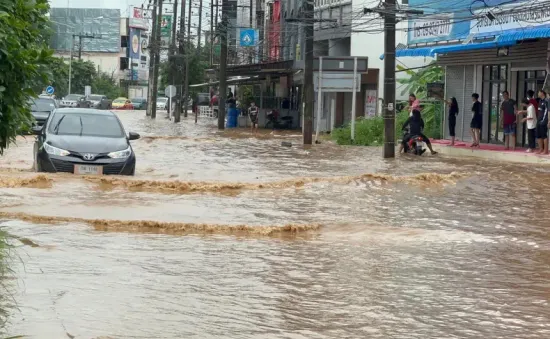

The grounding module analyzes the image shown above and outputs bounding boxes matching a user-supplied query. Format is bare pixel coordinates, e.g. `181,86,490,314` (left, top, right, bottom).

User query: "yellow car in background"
112,97,134,110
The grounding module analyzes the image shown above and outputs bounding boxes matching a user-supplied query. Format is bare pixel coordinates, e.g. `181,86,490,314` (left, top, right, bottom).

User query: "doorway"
482,65,508,143
517,70,547,146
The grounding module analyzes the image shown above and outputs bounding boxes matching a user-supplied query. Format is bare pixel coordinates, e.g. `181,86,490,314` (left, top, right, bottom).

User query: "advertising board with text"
407,0,545,45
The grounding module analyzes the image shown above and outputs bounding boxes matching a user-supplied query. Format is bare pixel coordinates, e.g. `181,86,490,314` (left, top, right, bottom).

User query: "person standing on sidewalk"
470,93,482,147
446,97,459,146
517,98,537,152
536,90,549,154
500,91,517,150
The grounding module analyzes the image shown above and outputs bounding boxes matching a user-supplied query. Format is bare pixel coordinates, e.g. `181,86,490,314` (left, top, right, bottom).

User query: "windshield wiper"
53,115,66,135
79,116,83,136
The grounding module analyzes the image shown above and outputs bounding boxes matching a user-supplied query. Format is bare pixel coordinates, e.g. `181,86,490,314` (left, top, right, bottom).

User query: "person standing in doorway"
536,90,549,154
446,97,459,146
470,93,482,147
500,91,517,150
248,101,259,132
527,90,538,113
517,98,537,152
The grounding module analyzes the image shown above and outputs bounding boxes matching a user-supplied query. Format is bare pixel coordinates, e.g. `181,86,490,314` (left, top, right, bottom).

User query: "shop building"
397,0,550,146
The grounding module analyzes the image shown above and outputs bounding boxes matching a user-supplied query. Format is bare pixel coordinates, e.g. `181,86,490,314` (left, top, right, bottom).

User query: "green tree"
0,0,54,154
332,63,445,146
92,72,124,99
397,62,445,138
159,42,209,96
69,59,96,96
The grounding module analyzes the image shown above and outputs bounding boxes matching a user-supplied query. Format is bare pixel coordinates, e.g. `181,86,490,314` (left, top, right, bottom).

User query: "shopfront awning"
496,25,550,43
381,25,550,60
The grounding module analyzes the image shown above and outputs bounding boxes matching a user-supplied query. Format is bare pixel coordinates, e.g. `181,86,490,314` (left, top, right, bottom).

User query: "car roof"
53,108,115,116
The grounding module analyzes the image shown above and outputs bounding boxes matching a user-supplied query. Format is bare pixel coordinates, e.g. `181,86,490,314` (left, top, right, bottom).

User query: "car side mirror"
32,125,42,135
128,132,140,140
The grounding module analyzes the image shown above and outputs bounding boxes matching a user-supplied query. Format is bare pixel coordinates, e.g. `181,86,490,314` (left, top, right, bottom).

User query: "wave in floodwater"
0,211,320,236
85,172,468,195
0,174,52,188
140,135,217,143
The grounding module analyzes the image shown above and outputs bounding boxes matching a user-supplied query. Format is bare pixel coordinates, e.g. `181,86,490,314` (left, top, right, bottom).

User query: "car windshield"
65,94,82,101
29,98,56,111
48,113,124,138
89,95,103,101
113,99,126,103
158,98,168,103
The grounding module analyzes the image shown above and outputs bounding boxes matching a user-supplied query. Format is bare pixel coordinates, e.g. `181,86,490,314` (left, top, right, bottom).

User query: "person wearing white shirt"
518,98,537,152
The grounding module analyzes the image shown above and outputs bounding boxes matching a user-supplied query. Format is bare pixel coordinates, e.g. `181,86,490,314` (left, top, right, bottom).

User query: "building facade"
400,0,550,146
50,7,149,98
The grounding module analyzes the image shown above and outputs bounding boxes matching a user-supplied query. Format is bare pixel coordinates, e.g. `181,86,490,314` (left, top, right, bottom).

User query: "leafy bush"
0,0,54,154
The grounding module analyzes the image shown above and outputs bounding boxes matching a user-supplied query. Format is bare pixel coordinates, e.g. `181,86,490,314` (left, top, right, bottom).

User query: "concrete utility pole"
147,1,159,117
183,0,193,118
303,0,314,145
197,0,203,56
75,33,100,60
175,0,187,121
168,0,178,84
151,0,164,119
218,0,228,130
210,0,214,66
382,0,396,158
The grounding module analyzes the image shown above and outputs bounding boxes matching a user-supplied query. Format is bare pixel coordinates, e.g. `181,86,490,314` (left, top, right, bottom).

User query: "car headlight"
43,143,70,156
108,146,132,159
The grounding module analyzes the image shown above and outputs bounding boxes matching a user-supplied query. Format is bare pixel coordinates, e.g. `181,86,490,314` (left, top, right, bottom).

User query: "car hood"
47,135,129,153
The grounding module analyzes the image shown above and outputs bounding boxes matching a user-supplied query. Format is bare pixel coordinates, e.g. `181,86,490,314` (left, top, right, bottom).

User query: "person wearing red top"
500,91,517,150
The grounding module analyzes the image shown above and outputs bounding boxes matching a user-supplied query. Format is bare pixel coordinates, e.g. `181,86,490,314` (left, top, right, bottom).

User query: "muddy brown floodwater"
1,110,550,338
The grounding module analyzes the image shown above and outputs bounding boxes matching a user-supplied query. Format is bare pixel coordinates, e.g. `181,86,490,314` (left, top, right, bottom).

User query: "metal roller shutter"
462,66,475,141
445,66,465,140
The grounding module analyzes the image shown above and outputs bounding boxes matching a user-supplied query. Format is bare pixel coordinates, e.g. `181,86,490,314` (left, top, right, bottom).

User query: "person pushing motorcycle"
400,109,437,155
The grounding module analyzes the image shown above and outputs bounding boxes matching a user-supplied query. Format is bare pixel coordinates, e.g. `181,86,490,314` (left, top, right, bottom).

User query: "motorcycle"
265,109,293,130
403,130,426,156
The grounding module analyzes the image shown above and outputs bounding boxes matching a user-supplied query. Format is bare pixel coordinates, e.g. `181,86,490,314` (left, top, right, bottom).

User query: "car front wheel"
33,145,42,172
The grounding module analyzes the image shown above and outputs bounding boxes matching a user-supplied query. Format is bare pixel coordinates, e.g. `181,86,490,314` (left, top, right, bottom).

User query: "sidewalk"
431,139,550,165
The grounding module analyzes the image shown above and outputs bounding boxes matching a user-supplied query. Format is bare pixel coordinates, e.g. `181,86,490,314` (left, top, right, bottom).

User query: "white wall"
351,1,433,110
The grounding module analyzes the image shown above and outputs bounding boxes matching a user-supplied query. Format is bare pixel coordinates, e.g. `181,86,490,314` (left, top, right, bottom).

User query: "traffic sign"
165,85,176,98
46,86,54,95
239,29,257,47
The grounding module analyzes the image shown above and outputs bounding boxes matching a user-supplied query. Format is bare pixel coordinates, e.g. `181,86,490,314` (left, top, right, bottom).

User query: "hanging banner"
129,28,141,60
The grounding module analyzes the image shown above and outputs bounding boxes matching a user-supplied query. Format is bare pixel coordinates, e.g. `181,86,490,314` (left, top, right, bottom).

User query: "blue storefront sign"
408,0,550,45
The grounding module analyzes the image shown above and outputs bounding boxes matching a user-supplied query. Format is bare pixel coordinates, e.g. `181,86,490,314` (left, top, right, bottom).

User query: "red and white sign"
365,90,377,117
129,7,149,30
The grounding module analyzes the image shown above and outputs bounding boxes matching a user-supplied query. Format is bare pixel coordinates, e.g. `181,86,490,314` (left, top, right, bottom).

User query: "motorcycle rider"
400,109,437,155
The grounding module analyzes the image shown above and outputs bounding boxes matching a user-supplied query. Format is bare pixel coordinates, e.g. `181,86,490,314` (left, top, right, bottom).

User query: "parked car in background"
32,108,140,176
86,94,112,110
60,94,84,108
131,97,147,110
156,97,169,110
112,97,134,110
29,97,58,127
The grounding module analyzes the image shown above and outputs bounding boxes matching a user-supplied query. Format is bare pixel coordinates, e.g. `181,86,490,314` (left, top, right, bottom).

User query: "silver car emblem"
83,154,95,161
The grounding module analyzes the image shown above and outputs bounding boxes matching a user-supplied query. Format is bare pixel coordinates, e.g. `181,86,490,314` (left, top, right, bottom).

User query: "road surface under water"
1,111,550,338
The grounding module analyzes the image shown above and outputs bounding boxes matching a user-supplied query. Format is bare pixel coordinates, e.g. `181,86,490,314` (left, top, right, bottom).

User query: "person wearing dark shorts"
470,93,482,147
536,90,549,154
446,97,459,145
500,91,517,150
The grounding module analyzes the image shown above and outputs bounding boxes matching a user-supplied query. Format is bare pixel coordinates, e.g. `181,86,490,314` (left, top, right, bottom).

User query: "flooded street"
1,110,550,338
